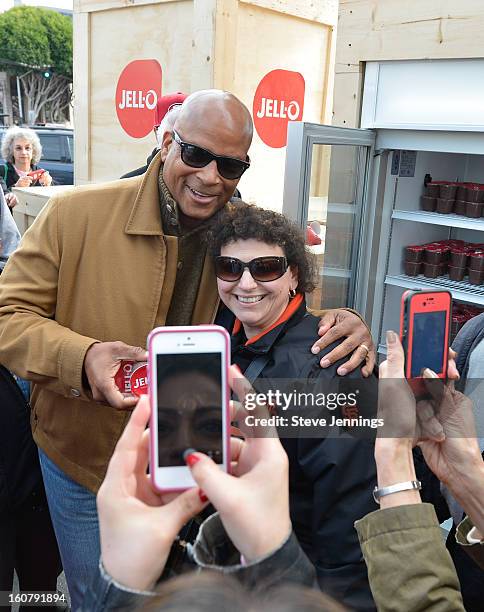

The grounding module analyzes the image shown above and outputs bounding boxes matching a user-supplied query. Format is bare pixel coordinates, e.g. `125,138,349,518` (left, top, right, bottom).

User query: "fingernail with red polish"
183,448,200,466
199,490,208,503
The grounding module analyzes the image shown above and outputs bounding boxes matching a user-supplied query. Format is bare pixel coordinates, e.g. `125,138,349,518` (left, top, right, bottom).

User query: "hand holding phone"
97,395,206,591
400,290,452,396
27,169,46,182
149,325,230,492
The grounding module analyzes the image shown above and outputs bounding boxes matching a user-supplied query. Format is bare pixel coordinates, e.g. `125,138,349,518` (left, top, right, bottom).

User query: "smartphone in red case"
400,290,452,395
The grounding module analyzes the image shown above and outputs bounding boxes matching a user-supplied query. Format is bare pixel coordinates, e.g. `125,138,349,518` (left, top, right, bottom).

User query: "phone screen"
156,352,223,467
410,310,446,377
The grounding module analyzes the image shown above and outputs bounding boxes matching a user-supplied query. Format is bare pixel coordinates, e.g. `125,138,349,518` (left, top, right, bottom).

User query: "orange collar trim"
232,293,304,346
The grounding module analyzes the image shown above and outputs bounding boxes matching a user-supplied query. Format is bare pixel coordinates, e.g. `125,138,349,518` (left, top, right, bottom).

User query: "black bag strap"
242,353,270,385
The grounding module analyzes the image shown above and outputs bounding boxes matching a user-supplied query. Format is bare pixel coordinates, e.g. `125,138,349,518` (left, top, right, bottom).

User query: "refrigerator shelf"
392,209,484,231
385,274,484,305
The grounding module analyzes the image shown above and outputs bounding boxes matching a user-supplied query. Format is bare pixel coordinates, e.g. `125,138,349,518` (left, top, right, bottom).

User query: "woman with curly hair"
0,126,52,210
208,203,377,611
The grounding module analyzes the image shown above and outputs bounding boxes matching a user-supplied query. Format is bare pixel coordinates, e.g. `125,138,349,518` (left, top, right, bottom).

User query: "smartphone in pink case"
148,325,231,492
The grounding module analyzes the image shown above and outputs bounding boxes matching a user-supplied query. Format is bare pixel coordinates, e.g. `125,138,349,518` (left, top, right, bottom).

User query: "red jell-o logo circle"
130,364,148,397
116,59,162,138
253,69,305,148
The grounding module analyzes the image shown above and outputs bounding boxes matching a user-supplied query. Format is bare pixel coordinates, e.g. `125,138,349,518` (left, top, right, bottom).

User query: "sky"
0,0,73,12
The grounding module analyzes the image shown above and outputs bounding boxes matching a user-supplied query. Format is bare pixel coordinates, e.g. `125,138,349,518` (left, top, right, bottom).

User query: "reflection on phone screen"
156,353,222,467
411,311,446,378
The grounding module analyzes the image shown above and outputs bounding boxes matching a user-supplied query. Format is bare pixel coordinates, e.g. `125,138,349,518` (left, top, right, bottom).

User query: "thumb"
384,330,405,377
184,450,235,510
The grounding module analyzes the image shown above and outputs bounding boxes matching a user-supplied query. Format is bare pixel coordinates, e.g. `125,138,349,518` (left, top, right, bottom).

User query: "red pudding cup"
404,245,426,263
424,245,449,264
423,262,444,278
448,265,466,281
468,268,484,285
420,196,436,212
404,261,422,276
450,248,468,267
468,251,484,271
439,183,457,199
114,361,148,397
465,201,483,218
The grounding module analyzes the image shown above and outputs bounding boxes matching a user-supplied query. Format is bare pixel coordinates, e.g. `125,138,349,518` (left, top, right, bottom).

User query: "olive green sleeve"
355,504,464,612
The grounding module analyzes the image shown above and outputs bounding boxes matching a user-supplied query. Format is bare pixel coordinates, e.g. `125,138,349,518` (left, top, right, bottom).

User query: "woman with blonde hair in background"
0,126,52,210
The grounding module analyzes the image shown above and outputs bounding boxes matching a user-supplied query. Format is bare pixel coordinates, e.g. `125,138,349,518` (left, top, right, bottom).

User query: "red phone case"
400,290,451,395
148,325,231,493
27,169,45,181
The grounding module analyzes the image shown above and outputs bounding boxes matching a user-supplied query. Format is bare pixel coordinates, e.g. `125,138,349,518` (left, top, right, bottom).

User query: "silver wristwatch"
373,480,422,504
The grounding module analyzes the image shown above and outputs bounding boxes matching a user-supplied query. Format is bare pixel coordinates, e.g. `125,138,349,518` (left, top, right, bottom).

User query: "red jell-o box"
114,361,148,397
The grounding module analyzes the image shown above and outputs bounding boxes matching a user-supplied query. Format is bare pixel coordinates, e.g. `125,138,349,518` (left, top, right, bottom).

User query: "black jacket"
231,298,378,611
416,313,484,612
0,161,41,192
453,312,484,388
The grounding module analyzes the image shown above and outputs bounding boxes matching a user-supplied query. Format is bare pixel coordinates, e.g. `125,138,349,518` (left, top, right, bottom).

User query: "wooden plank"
338,0,484,63
76,0,176,13
213,0,239,91
241,0,338,25
86,1,194,182
334,0,484,128
191,0,217,90
73,12,91,183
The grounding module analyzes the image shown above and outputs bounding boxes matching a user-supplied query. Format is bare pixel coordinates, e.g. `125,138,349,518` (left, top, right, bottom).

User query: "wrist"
375,441,416,488
243,523,292,563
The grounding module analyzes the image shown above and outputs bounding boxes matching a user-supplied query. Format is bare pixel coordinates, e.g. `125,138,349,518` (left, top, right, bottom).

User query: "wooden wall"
73,0,338,210
333,0,484,128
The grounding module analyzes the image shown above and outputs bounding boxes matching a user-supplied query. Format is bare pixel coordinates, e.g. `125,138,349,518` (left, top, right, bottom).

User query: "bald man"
0,90,373,606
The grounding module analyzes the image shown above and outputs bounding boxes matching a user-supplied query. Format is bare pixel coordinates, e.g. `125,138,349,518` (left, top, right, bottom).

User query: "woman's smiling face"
217,239,298,339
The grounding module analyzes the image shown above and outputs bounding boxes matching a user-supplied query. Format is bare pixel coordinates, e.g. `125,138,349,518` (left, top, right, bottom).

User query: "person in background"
81,386,343,611
355,331,484,611
415,313,484,610
120,92,187,179
0,188,20,273
207,203,377,610
0,126,52,210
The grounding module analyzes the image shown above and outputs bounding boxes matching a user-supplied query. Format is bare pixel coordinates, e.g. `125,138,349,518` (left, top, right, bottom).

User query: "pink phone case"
148,325,231,493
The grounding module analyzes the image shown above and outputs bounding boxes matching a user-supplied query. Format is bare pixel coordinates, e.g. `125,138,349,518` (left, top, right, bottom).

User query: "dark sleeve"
292,352,378,610
80,561,154,612
191,512,316,590
0,164,8,193
120,164,148,179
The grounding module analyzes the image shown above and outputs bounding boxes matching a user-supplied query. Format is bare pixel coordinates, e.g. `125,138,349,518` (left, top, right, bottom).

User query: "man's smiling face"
160,91,252,227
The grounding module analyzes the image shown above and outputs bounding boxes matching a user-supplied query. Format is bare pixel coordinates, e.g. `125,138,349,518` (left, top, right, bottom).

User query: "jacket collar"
125,151,164,236
232,294,307,355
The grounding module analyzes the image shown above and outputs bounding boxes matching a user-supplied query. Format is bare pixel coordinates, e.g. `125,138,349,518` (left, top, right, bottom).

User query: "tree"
0,6,72,124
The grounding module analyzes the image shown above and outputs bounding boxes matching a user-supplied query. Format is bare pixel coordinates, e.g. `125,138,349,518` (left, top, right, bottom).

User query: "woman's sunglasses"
214,256,288,282
172,130,250,180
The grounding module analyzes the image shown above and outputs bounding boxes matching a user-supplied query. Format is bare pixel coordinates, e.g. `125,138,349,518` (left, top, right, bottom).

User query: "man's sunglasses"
172,130,250,180
214,256,288,282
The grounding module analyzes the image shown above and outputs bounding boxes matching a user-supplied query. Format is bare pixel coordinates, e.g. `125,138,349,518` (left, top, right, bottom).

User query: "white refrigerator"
282,58,484,360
